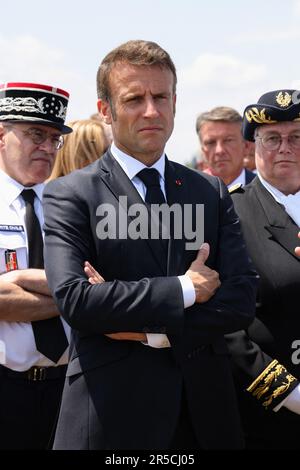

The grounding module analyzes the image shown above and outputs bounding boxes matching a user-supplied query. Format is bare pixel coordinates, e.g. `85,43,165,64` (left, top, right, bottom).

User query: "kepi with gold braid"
242,89,300,141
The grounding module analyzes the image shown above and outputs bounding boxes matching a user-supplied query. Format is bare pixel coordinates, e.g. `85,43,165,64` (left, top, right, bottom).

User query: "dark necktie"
21,189,68,363
137,168,168,256
137,168,166,205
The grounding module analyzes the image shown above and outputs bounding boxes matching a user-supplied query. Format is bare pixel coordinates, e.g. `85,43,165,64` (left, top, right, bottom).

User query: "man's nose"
38,138,56,152
143,98,159,118
278,136,292,153
215,140,225,154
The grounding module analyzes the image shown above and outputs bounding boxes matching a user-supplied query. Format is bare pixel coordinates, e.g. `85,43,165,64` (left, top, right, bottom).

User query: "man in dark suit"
196,106,256,188
43,40,257,450
227,89,300,449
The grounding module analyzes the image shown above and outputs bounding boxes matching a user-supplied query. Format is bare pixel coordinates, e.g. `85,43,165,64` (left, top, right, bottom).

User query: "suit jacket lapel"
98,150,167,274
245,169,256,184
165,158,188,276
253,179,300,261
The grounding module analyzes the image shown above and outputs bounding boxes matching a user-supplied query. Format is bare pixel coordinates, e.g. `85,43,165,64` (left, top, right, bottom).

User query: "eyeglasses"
21,128,64,150
4,125,64,150
255,132,300,151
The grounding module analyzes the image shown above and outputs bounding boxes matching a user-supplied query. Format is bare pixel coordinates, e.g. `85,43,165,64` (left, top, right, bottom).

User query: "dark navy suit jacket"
43,151,257,449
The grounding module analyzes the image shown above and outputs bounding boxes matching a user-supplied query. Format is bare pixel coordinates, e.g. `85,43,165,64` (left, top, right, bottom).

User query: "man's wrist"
178,275,196,308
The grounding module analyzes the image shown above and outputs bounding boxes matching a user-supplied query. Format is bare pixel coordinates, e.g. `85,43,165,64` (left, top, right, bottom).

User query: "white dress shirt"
257,172,300,227
0,169,70,371
110,143,196,348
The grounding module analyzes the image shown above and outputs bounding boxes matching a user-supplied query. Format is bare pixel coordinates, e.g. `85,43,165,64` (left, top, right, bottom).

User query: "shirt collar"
227,169,246,189
110,142,166,182
257,171,300,226
257,171,289,203
0,168,45,206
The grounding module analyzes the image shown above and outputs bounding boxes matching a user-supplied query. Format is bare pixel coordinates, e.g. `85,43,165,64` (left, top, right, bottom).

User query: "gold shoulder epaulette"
246,360,298,410
229,183,244,194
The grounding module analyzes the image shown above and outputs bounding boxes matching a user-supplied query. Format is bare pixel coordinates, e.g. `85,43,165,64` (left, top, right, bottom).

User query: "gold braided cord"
262,374,296,409
247,360,278,393
245,108,277,124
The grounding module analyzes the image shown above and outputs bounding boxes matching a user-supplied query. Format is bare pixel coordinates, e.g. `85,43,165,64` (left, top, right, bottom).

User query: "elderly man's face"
255,121,300,194
0,123,61,186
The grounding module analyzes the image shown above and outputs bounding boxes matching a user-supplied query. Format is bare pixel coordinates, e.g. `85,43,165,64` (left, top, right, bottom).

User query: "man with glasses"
0,82,70,449
227,90,300,449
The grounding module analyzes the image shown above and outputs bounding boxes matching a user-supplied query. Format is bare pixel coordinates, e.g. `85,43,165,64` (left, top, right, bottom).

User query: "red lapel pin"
175,179,182,186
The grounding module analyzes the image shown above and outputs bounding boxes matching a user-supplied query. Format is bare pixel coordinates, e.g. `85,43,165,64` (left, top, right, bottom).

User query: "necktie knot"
137,168,161,188
136,168,166,206
21,189,36,205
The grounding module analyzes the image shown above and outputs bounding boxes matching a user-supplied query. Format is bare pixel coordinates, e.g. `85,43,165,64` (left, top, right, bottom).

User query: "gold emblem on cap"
276,91,292,108
245,107,277,124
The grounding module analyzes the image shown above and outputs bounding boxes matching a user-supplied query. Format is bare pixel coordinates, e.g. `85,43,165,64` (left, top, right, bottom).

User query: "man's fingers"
105,332,147,342
84,261,105,283
194,242,210,265
294,233,300,256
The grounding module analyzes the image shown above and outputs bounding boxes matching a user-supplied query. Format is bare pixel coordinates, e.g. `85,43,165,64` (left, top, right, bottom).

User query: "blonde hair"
49,119,109,179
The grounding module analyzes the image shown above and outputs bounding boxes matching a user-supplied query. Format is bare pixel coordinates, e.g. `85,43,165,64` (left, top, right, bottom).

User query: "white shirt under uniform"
0,169,70,371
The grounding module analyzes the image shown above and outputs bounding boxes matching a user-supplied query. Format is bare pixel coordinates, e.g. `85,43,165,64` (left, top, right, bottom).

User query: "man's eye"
32,130,44,139
265,136,280,143
128,96,140,102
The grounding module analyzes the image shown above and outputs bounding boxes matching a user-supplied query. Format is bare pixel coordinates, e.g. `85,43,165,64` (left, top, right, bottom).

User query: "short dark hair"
196,106,242,135
96,40,177,102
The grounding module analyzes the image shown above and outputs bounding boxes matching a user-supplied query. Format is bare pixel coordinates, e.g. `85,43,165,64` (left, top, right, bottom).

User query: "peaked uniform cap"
0,82,72,134
242,89,300,141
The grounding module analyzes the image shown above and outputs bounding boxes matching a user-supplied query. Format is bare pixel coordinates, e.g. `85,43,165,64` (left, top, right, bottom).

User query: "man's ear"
243,140,254,157
0,125,6,149
173,94,177,117
97,99,112,125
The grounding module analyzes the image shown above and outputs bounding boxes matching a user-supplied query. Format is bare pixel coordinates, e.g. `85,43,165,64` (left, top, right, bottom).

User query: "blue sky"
1,0,300,164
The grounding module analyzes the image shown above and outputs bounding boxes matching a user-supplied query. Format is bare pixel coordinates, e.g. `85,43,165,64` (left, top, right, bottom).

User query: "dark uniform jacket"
227,177,300,447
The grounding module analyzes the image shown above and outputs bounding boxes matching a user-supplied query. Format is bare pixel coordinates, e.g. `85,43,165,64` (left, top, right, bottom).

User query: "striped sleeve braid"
246,360,299,410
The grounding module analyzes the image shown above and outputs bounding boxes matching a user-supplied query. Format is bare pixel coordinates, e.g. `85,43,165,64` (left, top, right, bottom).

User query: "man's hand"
84,261,147,342
185,243,220,303
295,232,300,257
0,270,60,322
1,268,52,296
84,261,105,284
105,332,148,341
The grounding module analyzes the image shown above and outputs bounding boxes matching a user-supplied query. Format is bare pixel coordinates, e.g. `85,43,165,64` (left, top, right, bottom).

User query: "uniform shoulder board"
229,183,244,194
